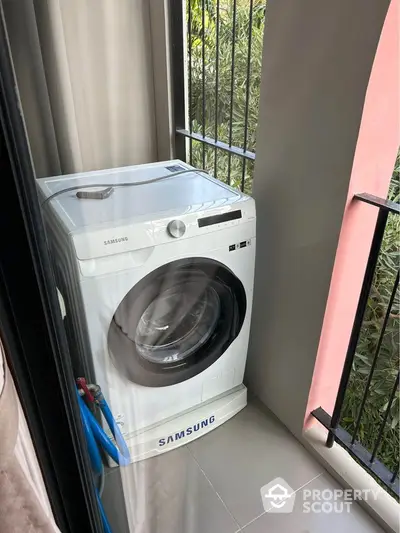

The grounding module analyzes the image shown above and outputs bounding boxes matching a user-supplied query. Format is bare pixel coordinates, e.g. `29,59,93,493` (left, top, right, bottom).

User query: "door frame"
0,9,101,532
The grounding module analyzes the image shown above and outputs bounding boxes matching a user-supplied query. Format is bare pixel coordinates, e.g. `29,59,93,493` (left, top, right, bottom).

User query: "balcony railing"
170,0,267,193
312,193,400,499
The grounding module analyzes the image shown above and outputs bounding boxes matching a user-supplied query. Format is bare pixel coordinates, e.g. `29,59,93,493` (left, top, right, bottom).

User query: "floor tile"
243,472,385,532
103,445,240,533
187,400,323,527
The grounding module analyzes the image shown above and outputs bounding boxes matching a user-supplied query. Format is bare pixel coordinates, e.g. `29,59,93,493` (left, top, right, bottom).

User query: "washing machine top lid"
37,160,244,231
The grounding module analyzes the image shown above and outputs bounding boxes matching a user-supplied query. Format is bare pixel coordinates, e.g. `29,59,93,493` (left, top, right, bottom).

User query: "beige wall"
3,0,166,178
246,0,390,437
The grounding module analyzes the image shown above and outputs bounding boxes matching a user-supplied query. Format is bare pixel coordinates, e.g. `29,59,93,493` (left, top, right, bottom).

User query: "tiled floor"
102,400,384,533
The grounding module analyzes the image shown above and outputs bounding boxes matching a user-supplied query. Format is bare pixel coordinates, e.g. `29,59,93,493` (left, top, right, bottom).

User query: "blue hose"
96,490,112,533
77,394,103,475
77,387,130,532
96,393,130,465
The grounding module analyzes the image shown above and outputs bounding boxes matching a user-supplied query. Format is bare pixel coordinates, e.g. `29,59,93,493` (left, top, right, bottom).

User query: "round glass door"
108,258,246,387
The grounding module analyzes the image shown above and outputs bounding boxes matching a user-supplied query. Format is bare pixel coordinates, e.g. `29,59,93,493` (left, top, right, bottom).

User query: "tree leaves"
187,0,265,188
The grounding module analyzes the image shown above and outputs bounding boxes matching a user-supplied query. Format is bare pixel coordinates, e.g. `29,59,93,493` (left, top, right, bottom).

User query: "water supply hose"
77,382,130,533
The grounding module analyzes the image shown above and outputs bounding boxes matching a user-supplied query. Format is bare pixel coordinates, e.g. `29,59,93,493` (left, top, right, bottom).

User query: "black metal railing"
312,193,400,499
170,0,266,193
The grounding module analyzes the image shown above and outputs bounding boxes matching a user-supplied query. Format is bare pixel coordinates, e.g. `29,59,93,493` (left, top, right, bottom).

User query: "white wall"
245,0,390,437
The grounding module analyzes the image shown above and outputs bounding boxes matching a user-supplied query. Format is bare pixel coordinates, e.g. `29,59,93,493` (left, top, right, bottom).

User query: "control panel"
229,240,252,252
198,209,242,228
167,219,186,238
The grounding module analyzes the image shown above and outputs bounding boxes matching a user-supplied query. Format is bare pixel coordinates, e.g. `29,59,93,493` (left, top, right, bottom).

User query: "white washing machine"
37,160,256,462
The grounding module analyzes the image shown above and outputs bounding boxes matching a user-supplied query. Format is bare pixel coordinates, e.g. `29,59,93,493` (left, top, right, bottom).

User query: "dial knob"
167,219,186,238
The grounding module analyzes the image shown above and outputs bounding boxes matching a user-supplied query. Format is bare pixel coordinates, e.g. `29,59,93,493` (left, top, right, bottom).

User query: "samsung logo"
104,237,128,246
158,415,215,447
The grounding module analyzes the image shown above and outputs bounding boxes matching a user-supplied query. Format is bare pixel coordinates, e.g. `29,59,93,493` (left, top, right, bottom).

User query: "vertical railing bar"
227,0,237,185
213,0,220,179
241,159,247,192
370,371,400,463
188,0,193,165
327,208,389,447
201,0,206,168
391,464,399,484
241,0,254,190
351,269,400,444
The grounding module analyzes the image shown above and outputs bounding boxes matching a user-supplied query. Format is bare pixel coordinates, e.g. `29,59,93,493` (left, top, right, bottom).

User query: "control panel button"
167,219,186,238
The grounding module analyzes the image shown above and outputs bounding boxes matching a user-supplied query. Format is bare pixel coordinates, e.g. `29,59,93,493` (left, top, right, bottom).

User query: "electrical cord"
41,168,210,206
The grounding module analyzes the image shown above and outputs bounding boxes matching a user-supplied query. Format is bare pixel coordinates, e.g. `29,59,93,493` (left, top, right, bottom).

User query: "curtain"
2,0,160,178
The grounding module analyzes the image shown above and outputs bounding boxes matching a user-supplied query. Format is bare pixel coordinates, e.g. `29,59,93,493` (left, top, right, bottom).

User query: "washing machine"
37,160,256,462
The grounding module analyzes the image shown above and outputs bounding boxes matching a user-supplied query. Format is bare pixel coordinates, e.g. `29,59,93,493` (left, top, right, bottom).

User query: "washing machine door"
108,258,246,387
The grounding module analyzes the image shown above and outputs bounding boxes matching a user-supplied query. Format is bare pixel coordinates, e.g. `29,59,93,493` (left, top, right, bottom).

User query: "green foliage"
187,0,265,192
341,152,400,475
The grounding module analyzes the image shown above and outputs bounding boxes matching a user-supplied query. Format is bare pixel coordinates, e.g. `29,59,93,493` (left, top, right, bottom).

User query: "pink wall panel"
305,0,400,426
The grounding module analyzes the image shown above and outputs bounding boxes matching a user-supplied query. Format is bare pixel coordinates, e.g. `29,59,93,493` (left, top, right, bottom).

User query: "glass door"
0,11,101,533
108,258,246,386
